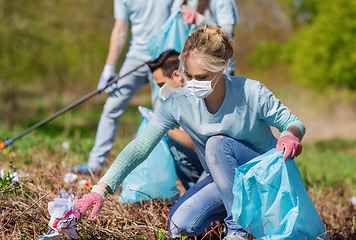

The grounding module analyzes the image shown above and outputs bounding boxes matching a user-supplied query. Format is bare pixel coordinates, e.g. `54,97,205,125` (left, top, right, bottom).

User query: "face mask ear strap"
211,73,221,89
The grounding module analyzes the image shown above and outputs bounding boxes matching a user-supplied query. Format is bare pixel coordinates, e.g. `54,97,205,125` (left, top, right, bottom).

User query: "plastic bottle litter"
350,196,356,206
62,141,70,150
63,172,78,184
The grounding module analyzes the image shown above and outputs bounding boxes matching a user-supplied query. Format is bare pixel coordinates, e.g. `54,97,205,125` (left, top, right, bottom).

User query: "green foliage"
248,41,281,70
156,230,166,240
282,0,356,91
154,230,188,240
280,0,324,24
0,161,21,196
0,1,113,86
19,232,28,240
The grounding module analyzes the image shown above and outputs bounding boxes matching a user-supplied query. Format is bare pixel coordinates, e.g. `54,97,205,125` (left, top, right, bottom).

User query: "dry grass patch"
1,165,355,239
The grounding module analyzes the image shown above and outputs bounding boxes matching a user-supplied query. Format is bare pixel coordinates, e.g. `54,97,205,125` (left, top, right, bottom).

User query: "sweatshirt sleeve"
99,123,167,194
278,113,306,140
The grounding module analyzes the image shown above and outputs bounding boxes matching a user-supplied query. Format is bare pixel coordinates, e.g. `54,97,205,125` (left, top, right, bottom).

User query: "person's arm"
106,19,129,65
97,19,129,92
98,124,166,194
167,128,195,150
74,124,166,219
256,83,305,160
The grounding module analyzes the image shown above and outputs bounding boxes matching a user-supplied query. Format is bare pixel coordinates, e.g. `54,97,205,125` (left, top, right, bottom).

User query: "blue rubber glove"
97,64,116,93
138,106,155,122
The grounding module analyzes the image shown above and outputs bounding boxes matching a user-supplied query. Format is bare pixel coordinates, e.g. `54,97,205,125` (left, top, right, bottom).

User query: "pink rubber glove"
276,131,302,161
73,185,107,220
180,5,199,25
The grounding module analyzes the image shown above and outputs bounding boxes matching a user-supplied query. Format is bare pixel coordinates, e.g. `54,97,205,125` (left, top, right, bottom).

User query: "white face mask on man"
186,73,220,99
159,82,182,100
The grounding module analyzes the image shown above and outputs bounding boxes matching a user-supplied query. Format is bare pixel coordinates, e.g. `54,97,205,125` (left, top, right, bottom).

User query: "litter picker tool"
0,63,147,151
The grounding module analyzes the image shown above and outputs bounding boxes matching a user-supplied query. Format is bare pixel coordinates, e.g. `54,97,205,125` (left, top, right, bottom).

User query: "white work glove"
97,64,116,93
138,106,154,122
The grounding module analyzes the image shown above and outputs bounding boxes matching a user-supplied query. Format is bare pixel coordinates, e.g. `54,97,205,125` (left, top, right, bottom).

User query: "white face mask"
159,82,182,100
186,74,220,99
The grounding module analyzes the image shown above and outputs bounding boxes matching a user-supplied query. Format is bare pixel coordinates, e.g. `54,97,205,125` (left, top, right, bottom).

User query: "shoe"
67,163,100,175
223,231,252,240
39,229,61,240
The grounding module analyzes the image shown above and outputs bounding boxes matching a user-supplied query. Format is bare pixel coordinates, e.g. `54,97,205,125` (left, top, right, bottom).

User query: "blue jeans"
167,137,204,190
88,58,161,170
168,135,262,238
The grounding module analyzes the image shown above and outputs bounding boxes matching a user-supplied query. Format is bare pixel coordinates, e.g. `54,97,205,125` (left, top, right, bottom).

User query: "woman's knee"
205,135,228,166
205,135,225,153
168,176,218,237
206,136,261,167
168,211,192,237
206,135,224,148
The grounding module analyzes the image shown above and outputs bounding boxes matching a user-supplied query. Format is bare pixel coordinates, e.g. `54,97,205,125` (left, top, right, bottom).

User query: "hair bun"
204,25,221,35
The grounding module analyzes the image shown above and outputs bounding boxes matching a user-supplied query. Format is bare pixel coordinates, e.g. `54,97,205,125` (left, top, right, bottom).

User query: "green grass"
0,105,144,165
0,84,151,168
296,138,356,194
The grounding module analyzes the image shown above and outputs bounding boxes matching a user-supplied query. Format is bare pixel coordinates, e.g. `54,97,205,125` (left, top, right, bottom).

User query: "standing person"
68,0,175,174
145,49,204,190
73,26,305,240
172,0,239,75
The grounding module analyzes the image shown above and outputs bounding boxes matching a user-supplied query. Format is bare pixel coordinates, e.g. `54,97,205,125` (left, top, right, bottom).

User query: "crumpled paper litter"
39,190,80,240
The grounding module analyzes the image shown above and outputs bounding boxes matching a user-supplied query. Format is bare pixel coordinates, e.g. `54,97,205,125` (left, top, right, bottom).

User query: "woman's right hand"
180,5,199,25
74,185,108,220
276,131,302,161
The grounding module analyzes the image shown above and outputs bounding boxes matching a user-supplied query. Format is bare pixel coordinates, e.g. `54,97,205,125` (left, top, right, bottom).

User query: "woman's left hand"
73,185,108,220
276,132,302,161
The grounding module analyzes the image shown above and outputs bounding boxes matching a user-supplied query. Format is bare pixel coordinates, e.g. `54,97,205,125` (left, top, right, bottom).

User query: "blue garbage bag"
147,8,193,59
232,149,329,240
119,107,179,203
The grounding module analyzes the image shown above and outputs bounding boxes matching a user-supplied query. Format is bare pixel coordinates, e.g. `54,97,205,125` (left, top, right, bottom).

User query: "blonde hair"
179,25,233,77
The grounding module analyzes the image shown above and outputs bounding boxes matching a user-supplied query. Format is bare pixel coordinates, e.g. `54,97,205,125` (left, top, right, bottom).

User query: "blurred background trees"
0,1,113,91
247,0,356,91
282,0,356,90
0,1,115,126
1,0,355,124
